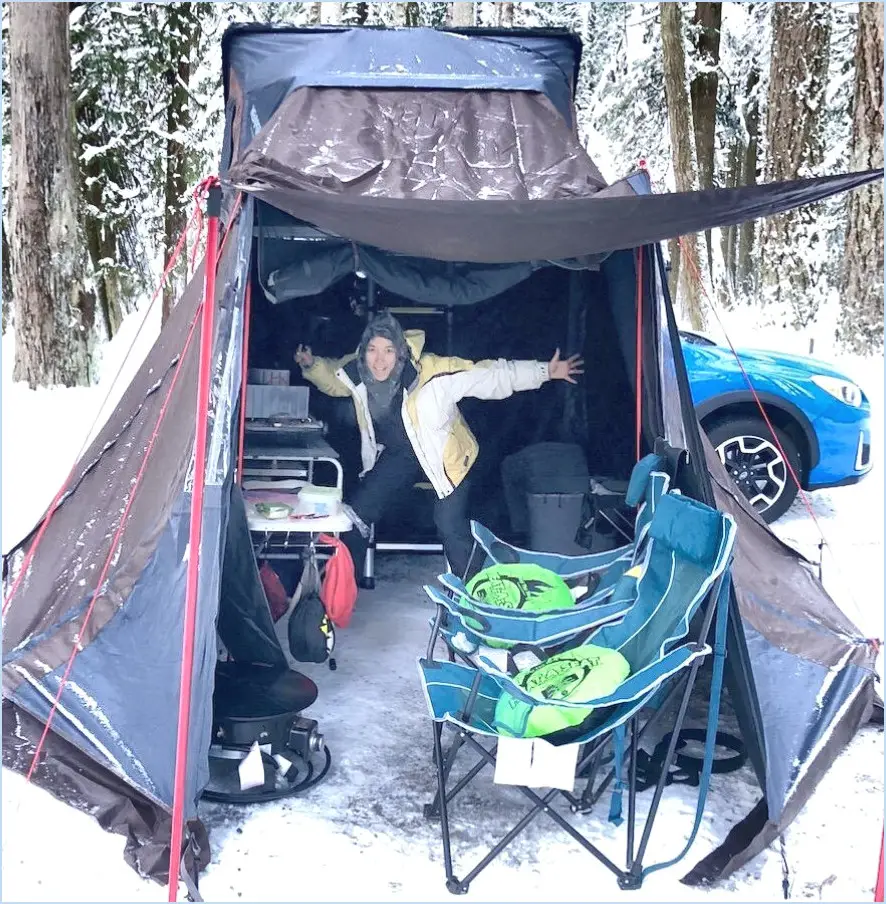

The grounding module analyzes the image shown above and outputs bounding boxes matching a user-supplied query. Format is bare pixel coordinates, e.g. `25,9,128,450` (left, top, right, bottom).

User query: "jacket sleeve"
300,354,356,398
424,354,550,402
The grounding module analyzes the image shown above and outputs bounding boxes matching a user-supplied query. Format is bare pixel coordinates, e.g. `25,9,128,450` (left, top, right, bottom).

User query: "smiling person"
295,312,583,580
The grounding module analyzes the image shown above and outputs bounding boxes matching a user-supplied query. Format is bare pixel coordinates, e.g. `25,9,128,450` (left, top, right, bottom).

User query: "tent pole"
167,180,222,904
634,247,644,461
236,282,253,484
366,275,376,320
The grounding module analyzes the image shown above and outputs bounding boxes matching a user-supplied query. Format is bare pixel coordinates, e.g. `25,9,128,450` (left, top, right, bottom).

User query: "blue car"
681,330,873,522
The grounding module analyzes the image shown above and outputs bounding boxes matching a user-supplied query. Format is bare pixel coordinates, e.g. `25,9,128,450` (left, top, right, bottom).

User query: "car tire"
704,416,803,523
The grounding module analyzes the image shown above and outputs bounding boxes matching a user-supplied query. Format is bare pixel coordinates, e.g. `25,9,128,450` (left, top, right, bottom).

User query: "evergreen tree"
759,3,832,328
660,1,707,329
9,3,91,387
838,2,884,353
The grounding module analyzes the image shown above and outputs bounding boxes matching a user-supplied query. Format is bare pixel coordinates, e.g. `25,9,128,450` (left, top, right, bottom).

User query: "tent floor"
194,555,882,902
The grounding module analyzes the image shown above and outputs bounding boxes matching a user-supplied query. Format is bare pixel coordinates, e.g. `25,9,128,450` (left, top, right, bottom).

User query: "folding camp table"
242,431,350,560
245,488,352,560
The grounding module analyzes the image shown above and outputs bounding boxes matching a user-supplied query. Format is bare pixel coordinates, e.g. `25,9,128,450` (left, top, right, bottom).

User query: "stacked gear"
460,563,576,649
494,644,631,738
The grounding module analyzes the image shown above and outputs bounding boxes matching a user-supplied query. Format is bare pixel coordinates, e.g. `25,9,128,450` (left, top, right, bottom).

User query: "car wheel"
705,416,803,523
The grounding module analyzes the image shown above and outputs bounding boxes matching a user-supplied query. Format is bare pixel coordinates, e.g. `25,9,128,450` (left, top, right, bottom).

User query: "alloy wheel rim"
715,434,787,513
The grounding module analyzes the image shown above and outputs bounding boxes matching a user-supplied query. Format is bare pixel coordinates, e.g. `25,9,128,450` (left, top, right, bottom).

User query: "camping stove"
204,661,331,804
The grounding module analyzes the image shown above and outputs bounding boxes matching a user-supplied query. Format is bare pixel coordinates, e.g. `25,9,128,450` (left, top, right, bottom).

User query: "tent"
3,23,881,893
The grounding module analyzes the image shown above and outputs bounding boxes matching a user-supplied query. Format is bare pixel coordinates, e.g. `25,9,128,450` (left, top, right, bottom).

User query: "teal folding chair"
418,491,737,894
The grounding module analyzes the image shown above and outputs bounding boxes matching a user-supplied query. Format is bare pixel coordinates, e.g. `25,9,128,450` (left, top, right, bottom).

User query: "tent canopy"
1,21,879,891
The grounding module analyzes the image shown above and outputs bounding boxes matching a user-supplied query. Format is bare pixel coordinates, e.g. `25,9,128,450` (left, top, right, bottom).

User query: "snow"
2,309,883,902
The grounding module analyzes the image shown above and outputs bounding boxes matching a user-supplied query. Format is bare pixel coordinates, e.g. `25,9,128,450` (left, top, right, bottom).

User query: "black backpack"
287,551,335,664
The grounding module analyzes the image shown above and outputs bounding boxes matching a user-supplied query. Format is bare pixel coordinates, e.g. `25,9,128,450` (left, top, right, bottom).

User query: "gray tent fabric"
2,204,257,871
264,237,539,305
1,22,879,892
222,26,583,161
231,158,882,263
653,259,877,880
240,86,605,202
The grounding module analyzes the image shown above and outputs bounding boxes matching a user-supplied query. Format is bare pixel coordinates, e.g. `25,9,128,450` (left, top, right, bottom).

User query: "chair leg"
626,715,639,870
573,745,605,813
425,729,466,818
619,657,706,889
621,572,729,888
432,721,460,891
460,733,625,881
427,605,445,660
572,674,688,814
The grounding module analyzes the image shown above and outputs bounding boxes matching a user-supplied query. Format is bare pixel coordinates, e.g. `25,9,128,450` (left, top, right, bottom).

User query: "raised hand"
548,348,585,384
294,344,314,368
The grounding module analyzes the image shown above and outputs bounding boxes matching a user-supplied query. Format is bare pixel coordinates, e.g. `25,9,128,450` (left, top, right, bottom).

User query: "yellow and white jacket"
300,330,551,499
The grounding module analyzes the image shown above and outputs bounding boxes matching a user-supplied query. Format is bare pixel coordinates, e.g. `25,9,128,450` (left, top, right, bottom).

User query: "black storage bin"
501,442,589,535
527,490,588,555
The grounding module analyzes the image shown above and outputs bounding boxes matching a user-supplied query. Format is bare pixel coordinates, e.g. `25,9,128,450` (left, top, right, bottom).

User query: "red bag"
259,561,289,622
318,534,358,628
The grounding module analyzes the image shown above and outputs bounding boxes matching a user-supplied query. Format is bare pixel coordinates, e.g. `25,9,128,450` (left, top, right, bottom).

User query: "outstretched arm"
424,349,584,402
294,344,355,398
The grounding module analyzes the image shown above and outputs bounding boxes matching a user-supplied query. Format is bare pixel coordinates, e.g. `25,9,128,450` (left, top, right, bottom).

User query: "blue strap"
641,571,732,879
608,723,626,826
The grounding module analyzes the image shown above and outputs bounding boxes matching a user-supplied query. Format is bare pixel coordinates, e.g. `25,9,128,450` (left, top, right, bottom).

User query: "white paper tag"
494,737,580,791
238,741,266,791
511,649,543,672
273,754,293,776
477,645,509,672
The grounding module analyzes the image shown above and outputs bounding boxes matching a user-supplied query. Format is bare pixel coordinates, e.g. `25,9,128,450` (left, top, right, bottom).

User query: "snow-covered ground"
1,303,883,903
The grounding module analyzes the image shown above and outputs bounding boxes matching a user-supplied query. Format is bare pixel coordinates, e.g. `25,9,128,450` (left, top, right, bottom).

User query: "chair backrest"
592,492,736,671
429,570,637,648
632,470,671,543
469,521,633,580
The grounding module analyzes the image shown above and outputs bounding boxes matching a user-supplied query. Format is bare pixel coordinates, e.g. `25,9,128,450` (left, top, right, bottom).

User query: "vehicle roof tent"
3,23,881,888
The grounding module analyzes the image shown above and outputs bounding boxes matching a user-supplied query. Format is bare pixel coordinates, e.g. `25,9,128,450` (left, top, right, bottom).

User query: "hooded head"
356,312,411,421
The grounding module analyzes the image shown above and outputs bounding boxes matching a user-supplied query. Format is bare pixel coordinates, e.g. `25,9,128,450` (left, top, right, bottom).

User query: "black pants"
343,447,476,579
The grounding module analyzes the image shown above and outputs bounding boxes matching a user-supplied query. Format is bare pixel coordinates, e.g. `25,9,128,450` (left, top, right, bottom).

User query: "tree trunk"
720,137,742,290
77,82,123,340
9,3,91,387
667,237,681,304
736,66,761,295
449,2,475,27
838,2,884,353
660,2,707,330
306,2,322,25
496,2,514,27
162,5,196,325
83,174,122,339
2,221,12,334
759,3,831,327
689,2,721,274
394,2,420,26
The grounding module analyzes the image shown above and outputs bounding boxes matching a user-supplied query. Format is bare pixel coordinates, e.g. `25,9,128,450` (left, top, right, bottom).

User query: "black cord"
780,835,791,899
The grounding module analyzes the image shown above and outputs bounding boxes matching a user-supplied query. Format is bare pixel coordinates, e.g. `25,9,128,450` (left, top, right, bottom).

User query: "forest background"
2,1,883,389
